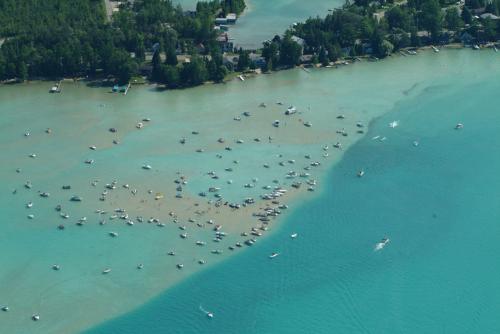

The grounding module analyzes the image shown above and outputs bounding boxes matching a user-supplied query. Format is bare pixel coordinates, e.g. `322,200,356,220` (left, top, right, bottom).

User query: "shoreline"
1,41,497,90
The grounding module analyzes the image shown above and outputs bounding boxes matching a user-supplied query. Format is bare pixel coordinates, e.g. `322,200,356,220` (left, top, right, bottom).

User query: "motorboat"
374,237,390,251
70,195,82,202
32,314,40,321
27,214,35,219
176,264,184,269
290,233,298,238
455,123,464,130
52,264,61,271
84,159,94,164
200,305,214,318
109,232,118,237
357,170,365,178
25,181,32,189
285,106,297,115
137,264,144,269
136,122,144,129
269,252,280,259
102,268,111,274
431,45,440,53
89,145,97,150
40,192,50,198
26,202,33,208
273,120,280,127
389,120,399,128
142,164,152,170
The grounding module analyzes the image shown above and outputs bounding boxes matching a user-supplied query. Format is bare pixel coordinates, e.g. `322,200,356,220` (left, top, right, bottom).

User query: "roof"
480,13,499,19
291,35,305,47
226,13,237,20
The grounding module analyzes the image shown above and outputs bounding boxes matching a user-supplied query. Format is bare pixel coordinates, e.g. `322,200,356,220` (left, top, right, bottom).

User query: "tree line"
275,0,500,63
0,0,244,85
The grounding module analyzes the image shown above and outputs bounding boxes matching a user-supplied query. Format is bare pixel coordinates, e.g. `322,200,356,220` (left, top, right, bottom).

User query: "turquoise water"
176,0,342,48
1,50,499,333
86,53,500,333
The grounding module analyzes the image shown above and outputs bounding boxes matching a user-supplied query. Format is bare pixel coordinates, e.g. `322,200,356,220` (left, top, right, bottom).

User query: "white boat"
269,252,280,259
273,120,280,127
29,153,37,158
136,122,144,129
89,145,97,150
102,268,111,274
142,164,152,170
137,264,144,269
26,202,33,208
199,305,214,319
473,44,480,50
290,233,298,238
357,170,365,178
494,46,498,53
109,232,118,237
413,141,419,147
455,123,464,130
27,214,35,219
52,264,61,271
374,237,390,251
238,75,245,81
431,46,439,53
285,106,297,115
32,314,40,321
389,120,399,128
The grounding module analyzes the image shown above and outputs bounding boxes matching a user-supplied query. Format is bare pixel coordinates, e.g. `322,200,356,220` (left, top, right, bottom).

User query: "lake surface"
87,49,500,334
176,0,343,48
0,49,498,334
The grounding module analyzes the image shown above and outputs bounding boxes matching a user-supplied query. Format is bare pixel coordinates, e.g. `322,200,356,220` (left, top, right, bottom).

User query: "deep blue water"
86,70,500,333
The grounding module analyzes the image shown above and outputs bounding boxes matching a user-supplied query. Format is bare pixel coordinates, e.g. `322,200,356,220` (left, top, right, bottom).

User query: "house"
299,54,314,64
226,13,237,23
215,17,228,25
217,33,234,52
249,53,266,67
291,35,305,48
480,13,499,20
460,32,474,45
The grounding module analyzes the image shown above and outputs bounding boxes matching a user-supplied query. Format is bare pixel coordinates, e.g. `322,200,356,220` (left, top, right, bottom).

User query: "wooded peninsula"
0,0,498,88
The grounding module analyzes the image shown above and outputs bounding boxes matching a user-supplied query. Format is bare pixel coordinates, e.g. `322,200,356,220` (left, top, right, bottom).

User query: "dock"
123,83,131,95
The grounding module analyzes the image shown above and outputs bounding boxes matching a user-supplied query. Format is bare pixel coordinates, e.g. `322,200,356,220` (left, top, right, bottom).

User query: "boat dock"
123,83,131,95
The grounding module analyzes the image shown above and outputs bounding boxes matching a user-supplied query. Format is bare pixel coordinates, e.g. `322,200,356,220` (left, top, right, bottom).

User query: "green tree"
445,7,463,30
461,6,473,24
165,46,178,66
158,65,180,88
279,36,302,66
386,7,410,30
180,57,208,87
420,0,443,40
237,50,251,71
